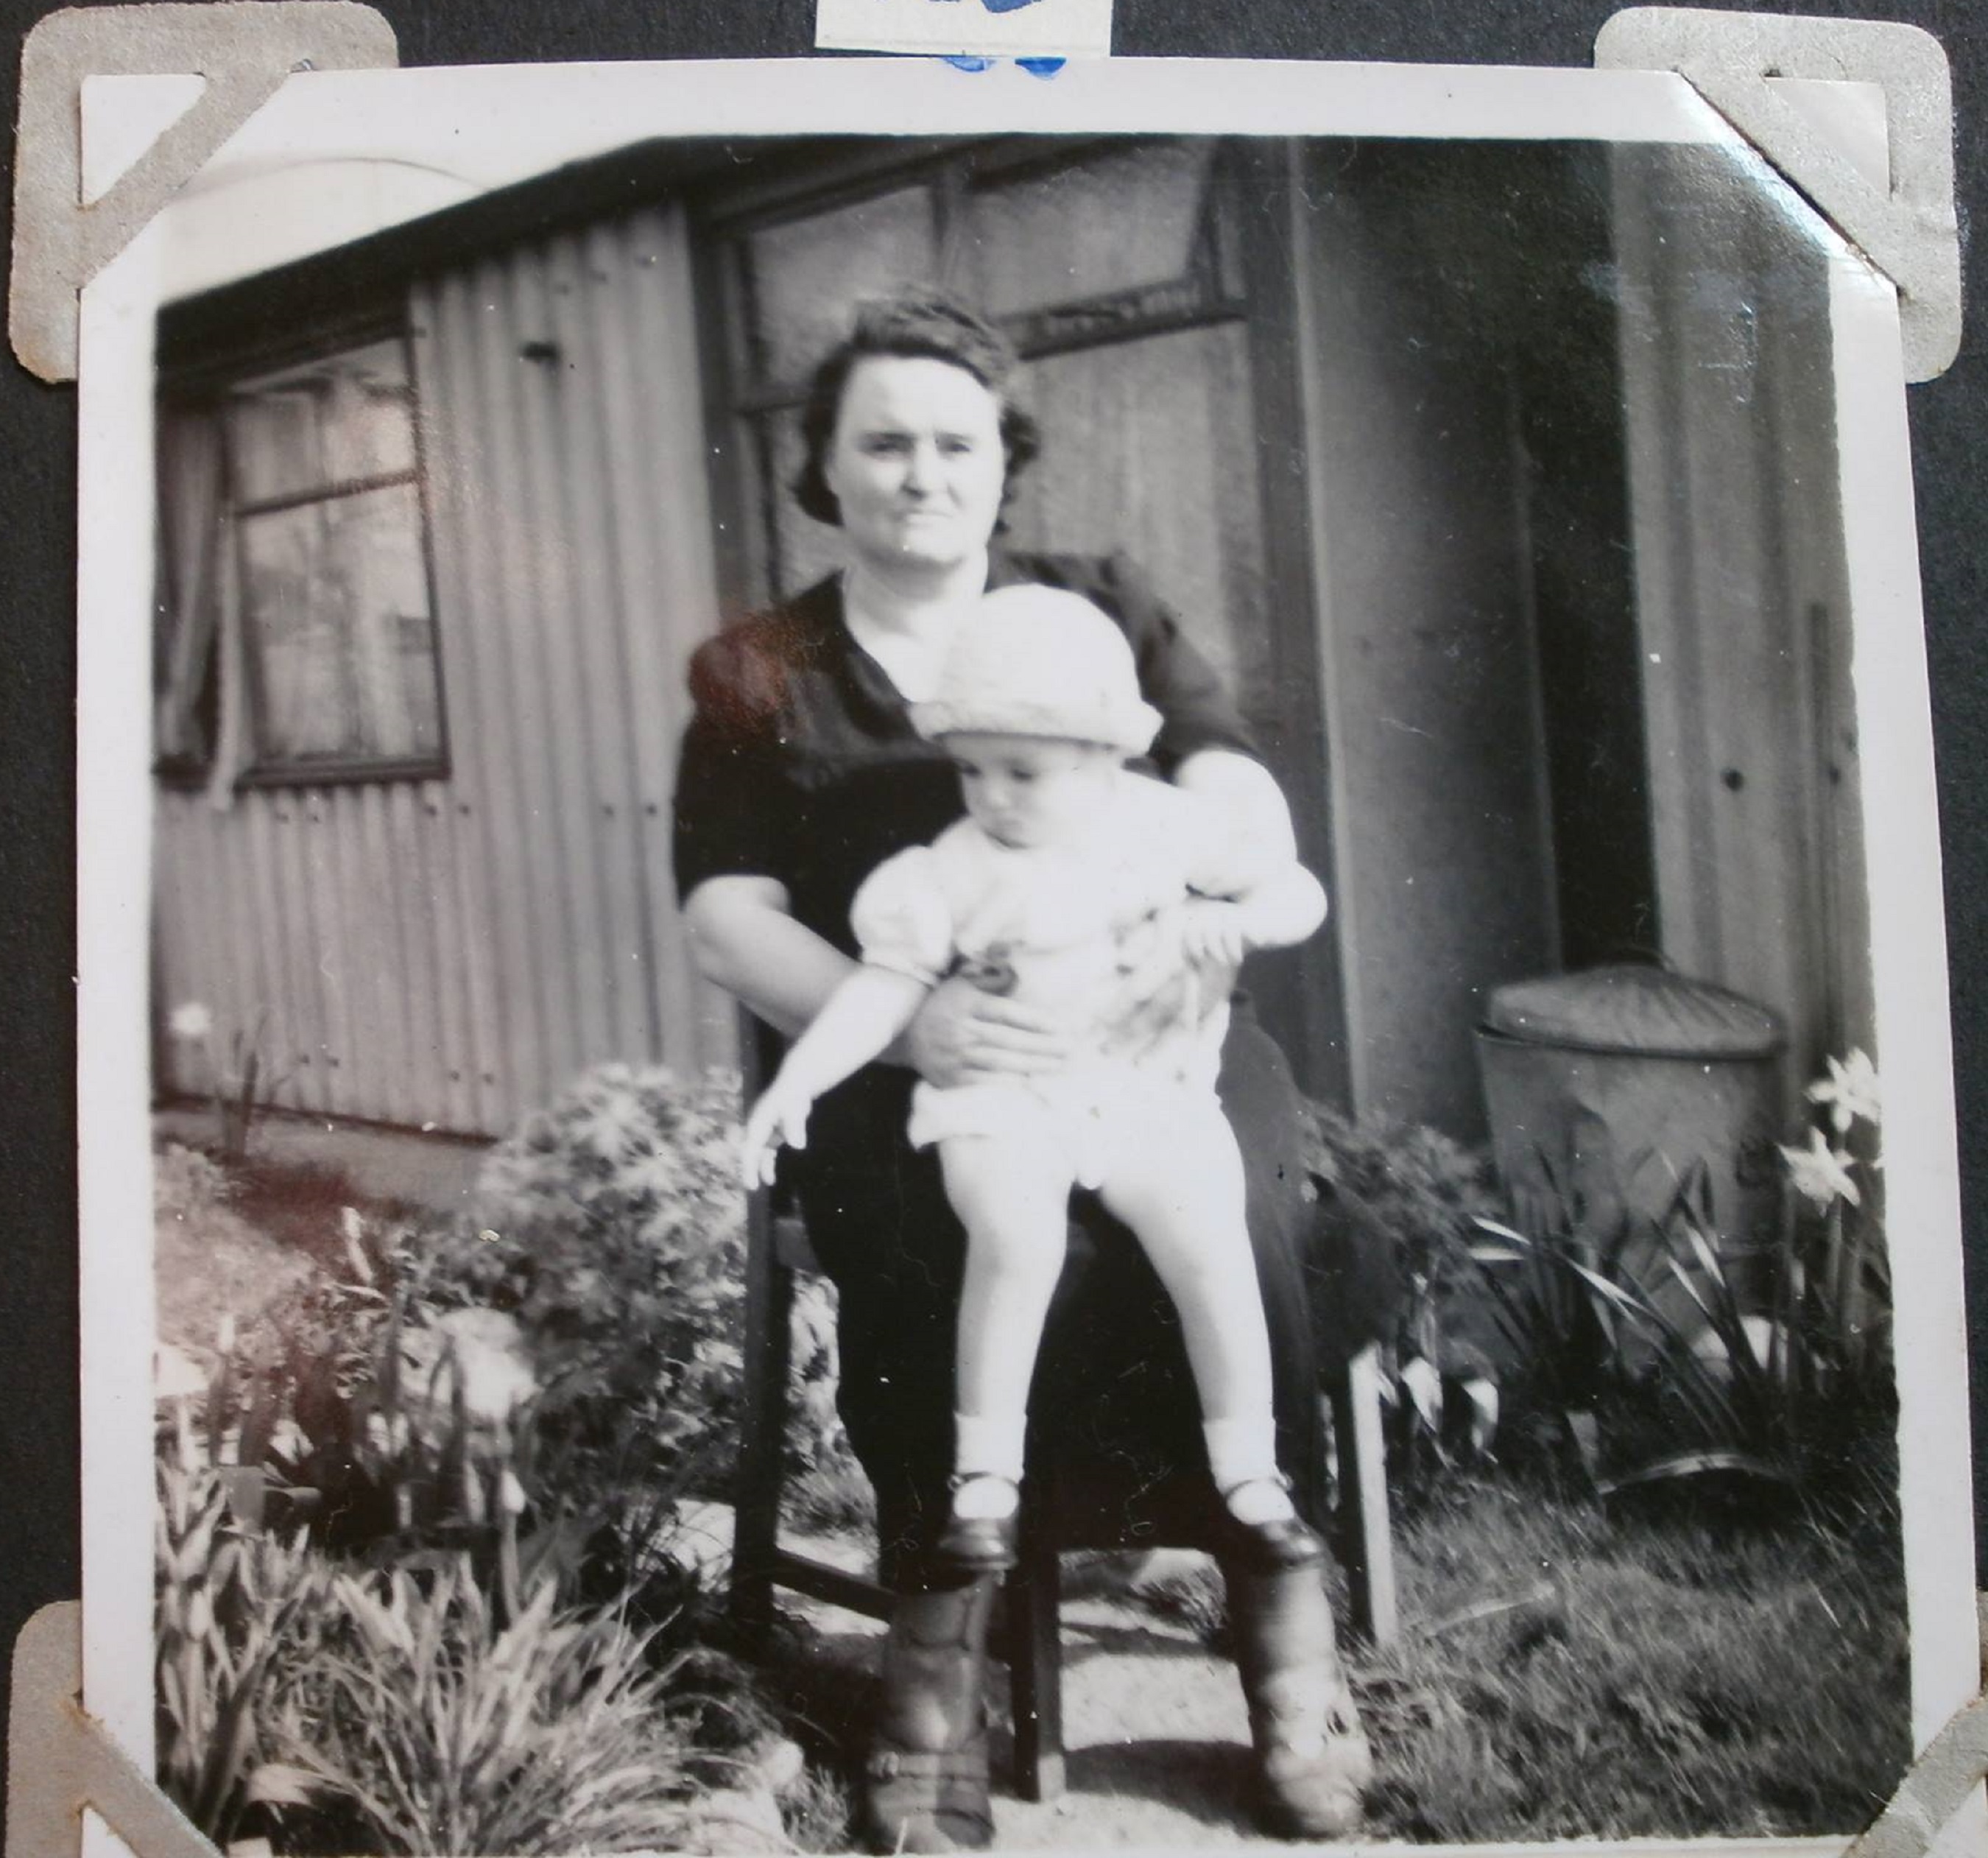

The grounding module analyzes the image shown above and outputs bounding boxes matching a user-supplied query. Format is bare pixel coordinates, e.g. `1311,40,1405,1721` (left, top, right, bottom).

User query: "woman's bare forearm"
683,875,859,1039
683,873,931,1065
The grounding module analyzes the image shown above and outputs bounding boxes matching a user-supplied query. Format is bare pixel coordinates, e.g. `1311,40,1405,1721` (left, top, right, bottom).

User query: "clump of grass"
783,1458,878,1535
268,1559,705,1856
1353,1477,1908,1841
1112,1471,1909,1841
778,1761,856,1854
155,1435,328,1845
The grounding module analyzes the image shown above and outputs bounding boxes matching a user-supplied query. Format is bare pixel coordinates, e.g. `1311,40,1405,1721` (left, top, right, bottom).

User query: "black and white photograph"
76,54,1973,1857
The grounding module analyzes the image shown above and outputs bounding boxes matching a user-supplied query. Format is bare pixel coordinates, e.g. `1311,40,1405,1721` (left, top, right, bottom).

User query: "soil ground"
154,1102,489,1217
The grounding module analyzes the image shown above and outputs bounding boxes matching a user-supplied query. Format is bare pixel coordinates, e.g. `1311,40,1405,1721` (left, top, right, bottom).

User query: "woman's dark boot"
1224,1558,1372,1838
859,1576,998,1854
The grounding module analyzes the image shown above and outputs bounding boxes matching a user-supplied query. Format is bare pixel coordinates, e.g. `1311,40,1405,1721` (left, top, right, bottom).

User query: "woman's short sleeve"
850,848,956,987
1007,553,1258,773
672,630,793,901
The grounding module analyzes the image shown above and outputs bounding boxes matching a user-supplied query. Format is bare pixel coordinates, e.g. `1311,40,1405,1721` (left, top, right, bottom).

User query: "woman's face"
823,356,1009,572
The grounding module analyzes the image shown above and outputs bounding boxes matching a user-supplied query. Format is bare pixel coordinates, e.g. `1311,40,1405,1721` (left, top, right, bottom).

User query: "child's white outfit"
850,767,1265,1189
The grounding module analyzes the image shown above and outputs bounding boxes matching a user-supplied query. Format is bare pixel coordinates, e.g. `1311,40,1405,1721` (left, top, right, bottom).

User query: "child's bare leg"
1096,1102,1292,1523
939,1127,1077,1518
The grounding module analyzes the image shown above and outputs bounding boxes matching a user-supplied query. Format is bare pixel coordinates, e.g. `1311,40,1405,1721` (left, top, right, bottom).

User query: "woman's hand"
740,1080,814,1190
901,974,1076,1088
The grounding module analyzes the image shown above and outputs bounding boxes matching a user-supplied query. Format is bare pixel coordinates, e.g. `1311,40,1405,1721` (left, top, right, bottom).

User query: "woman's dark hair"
792,289,1042,527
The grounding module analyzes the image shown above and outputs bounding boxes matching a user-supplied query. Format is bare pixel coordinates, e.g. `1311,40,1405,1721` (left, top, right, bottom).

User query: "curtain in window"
153,404,250,807
153,405,223,766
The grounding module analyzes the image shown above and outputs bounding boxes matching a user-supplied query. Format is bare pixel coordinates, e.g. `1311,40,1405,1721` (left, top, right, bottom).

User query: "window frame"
697,135,1255,609
155,301,453,792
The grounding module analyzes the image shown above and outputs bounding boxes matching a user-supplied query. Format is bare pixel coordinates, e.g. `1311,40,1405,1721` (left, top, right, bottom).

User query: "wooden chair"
728,1183,1399,1804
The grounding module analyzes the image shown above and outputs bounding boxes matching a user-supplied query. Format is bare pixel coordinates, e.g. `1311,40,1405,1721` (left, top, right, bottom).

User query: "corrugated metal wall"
154,200,739,1137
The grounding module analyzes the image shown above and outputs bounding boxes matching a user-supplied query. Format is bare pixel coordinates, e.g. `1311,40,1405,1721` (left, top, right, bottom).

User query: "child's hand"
740,1083,812,1191
1180,898,1252,971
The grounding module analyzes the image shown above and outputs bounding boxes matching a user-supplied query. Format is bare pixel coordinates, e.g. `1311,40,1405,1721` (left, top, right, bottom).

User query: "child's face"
945,733,1118,851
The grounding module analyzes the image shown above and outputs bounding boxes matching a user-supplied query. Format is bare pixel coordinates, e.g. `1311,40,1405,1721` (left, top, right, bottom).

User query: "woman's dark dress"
674,551,1327,1586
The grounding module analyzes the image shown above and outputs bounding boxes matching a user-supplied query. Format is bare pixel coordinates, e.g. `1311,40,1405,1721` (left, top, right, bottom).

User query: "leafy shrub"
1302,1102,1501,1368
403,1063,859,1524
1301,1101,1504,1479
409,1066,746,1510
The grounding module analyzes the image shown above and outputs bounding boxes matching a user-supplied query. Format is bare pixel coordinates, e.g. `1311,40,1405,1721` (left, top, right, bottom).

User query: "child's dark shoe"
1211,1475,1328,1573
934,1476,1021,1576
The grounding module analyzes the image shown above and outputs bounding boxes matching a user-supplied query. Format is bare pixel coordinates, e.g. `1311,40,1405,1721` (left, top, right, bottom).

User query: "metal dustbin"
1476,965,1787,1338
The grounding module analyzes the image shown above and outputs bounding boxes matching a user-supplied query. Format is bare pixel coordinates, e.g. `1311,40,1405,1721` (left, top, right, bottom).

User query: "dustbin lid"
1481,964,1785,1059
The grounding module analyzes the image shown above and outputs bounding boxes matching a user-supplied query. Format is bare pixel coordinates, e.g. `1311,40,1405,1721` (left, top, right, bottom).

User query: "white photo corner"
57,37,1977,1858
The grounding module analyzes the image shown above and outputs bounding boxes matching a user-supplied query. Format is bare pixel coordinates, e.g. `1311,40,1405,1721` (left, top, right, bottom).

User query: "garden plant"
154,1065,836,1854
155,1052,1907,1850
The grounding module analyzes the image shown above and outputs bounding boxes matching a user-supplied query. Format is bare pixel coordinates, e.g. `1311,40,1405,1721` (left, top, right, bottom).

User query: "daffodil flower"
1806,1048,1881,1134
1780,1125,1861,1209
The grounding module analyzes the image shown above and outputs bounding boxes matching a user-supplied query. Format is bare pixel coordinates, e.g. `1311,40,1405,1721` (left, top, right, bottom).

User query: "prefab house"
150,132,1869,1142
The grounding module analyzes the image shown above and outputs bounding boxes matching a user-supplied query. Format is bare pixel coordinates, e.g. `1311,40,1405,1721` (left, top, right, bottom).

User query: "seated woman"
673,289,1370,1850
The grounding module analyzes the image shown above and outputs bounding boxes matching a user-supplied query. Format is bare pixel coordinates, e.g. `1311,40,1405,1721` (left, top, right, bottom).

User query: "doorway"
694,136,1350,1097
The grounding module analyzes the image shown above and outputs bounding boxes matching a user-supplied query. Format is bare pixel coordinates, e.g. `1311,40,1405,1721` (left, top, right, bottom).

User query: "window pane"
763,408,850,599
965,142,1215,317
1004,323,1275,728
240,482,440,765
744,187,939,384
228,337,417,502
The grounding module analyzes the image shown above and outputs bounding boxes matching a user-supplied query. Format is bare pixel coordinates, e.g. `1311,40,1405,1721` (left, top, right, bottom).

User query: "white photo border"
80,53,1977,1852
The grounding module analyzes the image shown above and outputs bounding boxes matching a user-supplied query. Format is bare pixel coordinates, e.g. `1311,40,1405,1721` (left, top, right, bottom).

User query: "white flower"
169,1002,214,1041
1806,1049,1881,1135
1780,1126,1861,1210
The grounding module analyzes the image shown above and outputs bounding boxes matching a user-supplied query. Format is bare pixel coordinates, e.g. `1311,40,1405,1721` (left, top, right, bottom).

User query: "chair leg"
1325,1345,1398,1649
731,1194,794,1646
1005,1503,1064,1803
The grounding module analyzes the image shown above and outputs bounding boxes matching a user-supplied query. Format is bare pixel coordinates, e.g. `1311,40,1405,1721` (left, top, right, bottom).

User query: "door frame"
686,133,1353,1105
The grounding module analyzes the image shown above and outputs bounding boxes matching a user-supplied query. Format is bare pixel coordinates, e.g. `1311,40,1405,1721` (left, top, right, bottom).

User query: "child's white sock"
1205,1415,1296,1524
954,1412,1024,1519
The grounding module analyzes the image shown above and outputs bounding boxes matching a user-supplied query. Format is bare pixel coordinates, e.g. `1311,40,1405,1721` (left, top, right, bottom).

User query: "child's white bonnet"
909,585,1163,756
